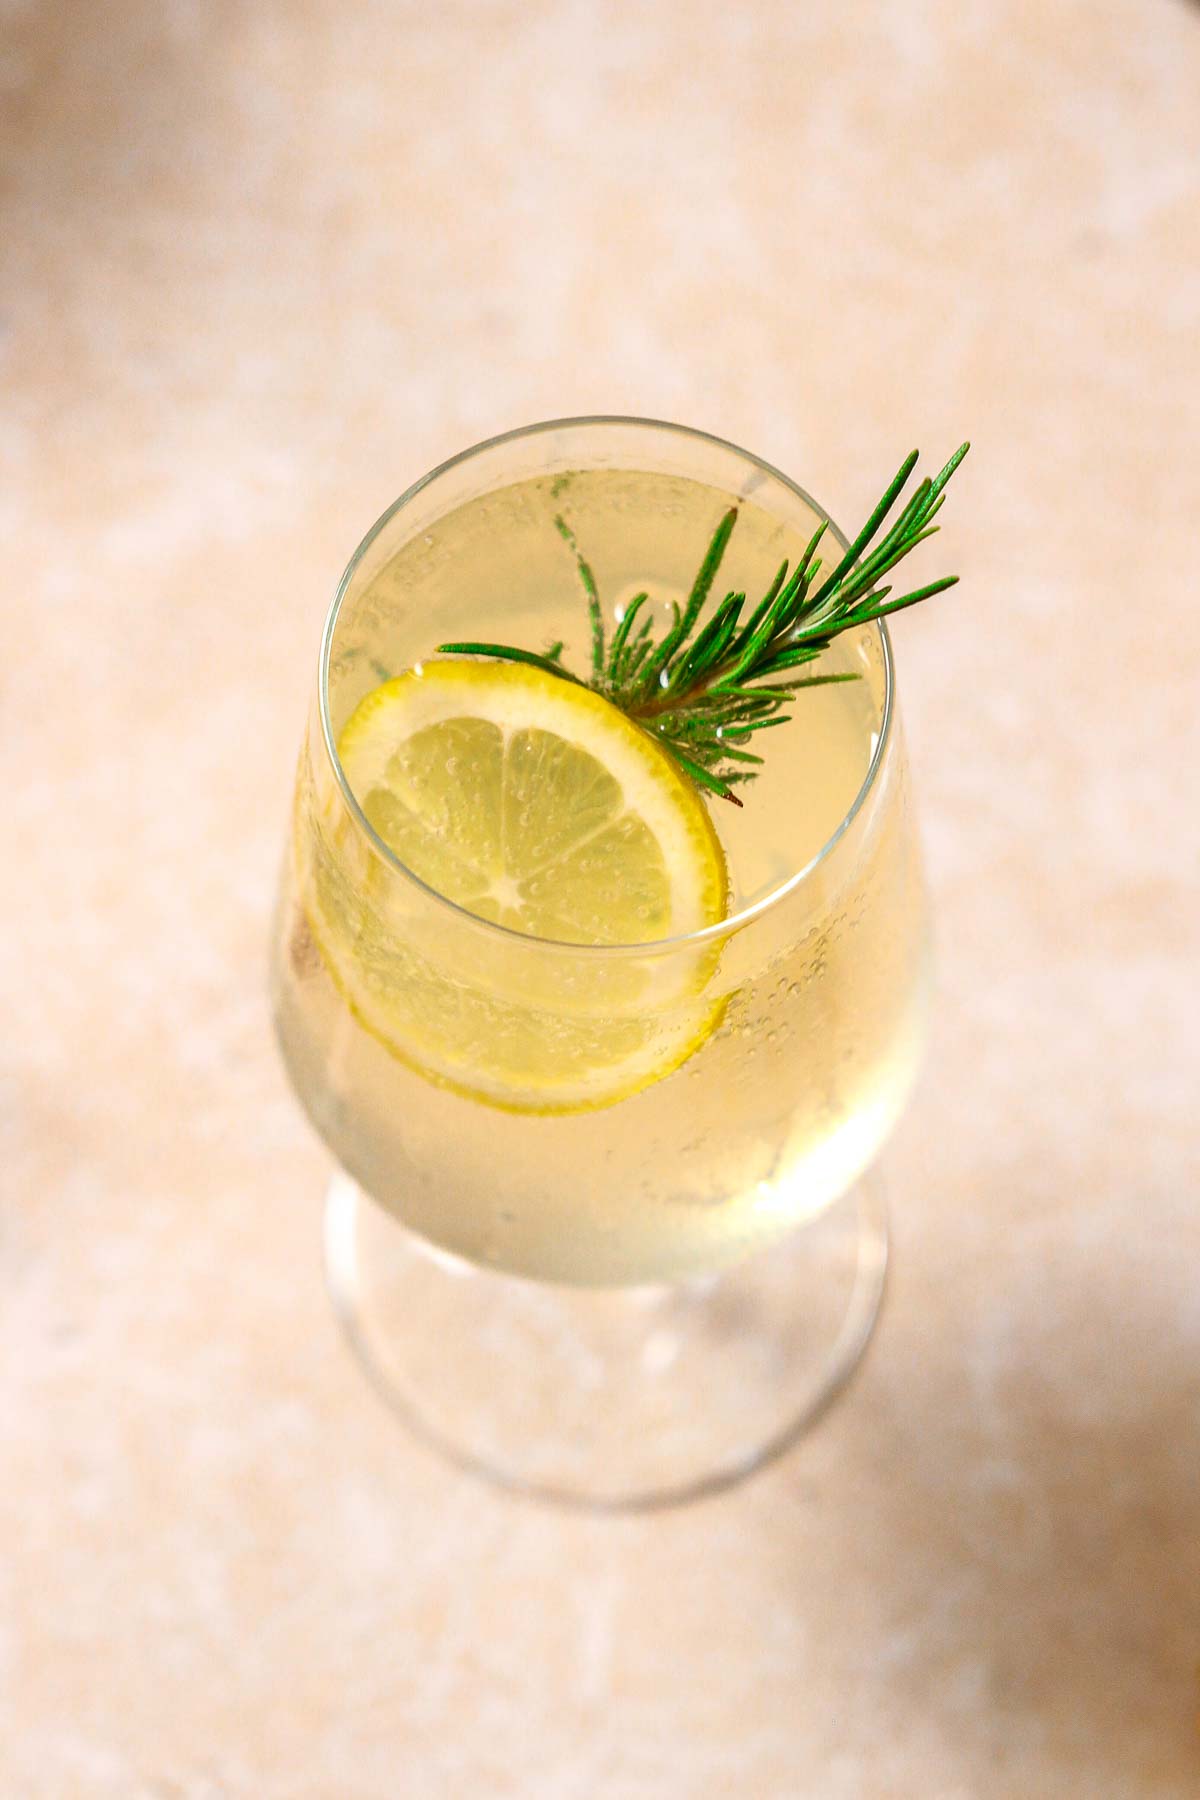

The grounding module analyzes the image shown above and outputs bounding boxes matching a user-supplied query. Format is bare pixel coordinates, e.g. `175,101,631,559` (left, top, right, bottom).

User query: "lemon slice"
303,659,728,1112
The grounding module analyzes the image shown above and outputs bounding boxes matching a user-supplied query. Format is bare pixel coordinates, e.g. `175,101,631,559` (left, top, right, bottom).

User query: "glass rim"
317,414,895,956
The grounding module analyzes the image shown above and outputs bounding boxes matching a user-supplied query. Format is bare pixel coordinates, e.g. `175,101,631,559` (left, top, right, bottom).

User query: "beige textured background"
4,1,1200,1795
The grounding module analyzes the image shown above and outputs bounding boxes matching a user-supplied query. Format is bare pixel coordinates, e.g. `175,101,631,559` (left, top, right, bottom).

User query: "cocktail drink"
270,418,964,1503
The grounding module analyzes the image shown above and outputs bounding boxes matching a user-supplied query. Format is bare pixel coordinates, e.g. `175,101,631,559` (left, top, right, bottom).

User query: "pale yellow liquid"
272,467,929,1284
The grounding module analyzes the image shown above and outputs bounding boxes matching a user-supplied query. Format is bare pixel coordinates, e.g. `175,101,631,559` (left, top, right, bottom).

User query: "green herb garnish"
439,442,969,804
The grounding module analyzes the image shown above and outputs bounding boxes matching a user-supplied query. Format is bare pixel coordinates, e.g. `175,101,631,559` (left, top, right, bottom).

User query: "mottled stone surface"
3,1,1199,1794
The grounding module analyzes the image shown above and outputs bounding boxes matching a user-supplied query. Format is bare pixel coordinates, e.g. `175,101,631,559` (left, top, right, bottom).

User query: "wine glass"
270,417,929,1508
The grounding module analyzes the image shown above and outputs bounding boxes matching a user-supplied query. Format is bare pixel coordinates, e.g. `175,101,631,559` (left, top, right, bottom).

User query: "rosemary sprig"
439,443,969,804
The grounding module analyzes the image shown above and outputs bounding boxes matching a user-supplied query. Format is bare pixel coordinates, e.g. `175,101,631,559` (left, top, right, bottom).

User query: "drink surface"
272,465,930,1284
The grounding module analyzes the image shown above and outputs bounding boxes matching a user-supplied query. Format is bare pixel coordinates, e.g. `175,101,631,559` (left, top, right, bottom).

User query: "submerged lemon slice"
305,659,728,1112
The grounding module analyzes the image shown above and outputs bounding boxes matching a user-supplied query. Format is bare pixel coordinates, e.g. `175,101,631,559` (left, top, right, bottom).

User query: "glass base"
324,1173,888,1511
